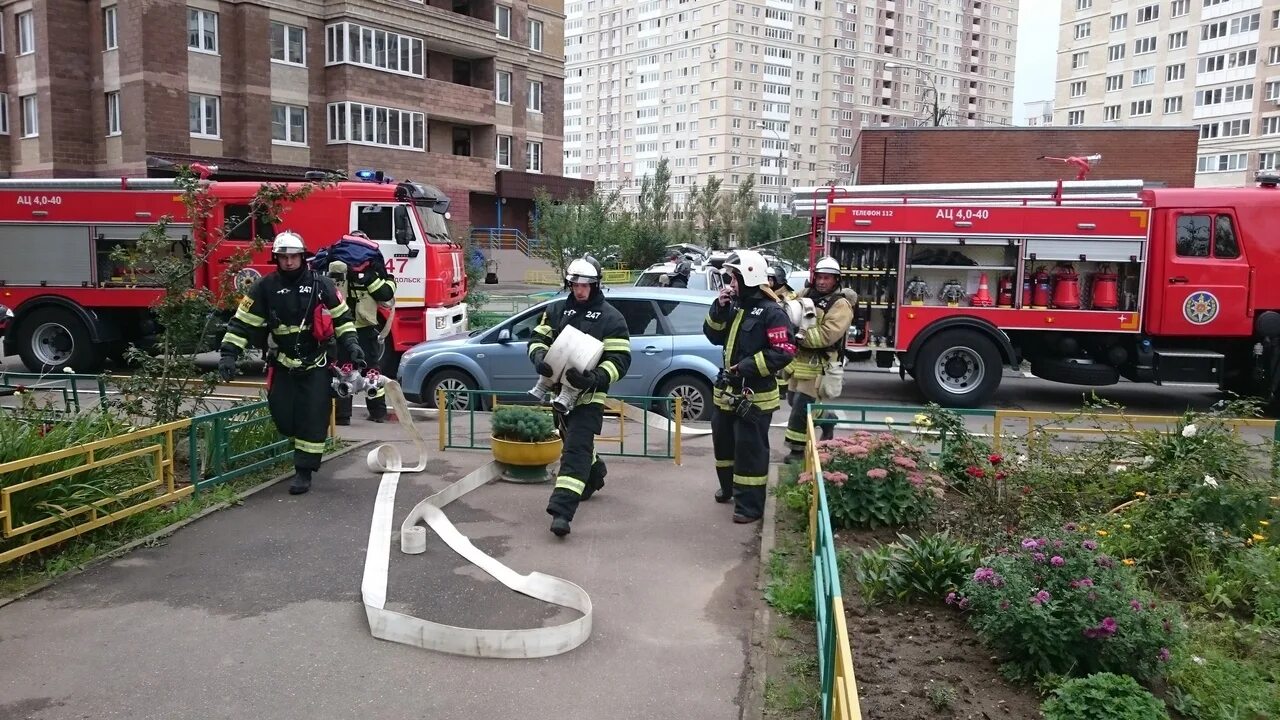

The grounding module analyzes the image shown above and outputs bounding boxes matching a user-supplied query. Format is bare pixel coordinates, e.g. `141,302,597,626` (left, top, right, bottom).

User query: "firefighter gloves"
346,342,367,370
218,354,237,382
564,367,594,390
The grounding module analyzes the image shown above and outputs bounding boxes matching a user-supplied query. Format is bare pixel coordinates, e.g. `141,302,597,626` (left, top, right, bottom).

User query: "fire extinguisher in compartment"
1052,263,1081,310
1031,267,1052,309
1091,264,1119,311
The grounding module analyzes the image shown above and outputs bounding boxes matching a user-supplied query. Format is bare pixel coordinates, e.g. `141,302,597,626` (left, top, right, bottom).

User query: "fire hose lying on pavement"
357,373,594,659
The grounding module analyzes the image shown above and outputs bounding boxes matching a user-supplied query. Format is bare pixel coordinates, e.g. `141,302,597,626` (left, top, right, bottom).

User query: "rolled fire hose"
361,379,593,658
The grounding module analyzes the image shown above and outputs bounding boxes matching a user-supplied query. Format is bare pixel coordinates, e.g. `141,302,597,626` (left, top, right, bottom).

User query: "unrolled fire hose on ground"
357,370,593,658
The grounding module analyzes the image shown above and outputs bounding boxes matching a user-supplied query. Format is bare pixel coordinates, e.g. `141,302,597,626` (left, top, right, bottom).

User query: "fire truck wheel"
16,307,100,374
1028,357,1119,386
914,329,1002,408
424,368,481,411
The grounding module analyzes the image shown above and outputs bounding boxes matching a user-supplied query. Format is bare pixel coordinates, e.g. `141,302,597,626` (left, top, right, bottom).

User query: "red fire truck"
792,173,1280,408
0,170,468,374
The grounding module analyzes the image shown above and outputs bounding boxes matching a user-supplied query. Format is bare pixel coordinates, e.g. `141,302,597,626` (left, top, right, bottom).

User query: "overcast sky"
1012,3,1063,124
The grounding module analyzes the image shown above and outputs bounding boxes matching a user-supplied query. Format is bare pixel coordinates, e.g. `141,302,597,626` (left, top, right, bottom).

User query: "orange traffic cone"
970,272,994,307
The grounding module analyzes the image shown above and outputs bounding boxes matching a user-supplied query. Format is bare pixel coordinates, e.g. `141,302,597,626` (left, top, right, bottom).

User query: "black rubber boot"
367,414,388,424
550,517,571,537
288,468,313,495
714,488,732,504
783,450,805,465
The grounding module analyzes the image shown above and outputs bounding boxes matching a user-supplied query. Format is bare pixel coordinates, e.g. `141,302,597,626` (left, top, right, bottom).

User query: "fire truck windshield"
414,205,452,245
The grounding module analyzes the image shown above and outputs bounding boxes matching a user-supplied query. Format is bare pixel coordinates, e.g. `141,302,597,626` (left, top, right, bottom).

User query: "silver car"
398,287,726,422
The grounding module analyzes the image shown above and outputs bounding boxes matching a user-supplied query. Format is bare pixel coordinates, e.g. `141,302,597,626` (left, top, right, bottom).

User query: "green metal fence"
0,372,108,419
188,400,293,490
808,402,997,458
438,389,683,463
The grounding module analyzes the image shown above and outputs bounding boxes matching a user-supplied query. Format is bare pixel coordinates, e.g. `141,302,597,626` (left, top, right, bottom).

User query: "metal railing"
471,227,531,256
436,388,683,463
0,372,108,419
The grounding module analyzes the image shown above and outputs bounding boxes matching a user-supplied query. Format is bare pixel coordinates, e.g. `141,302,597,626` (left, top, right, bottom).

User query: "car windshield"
414,205,451,245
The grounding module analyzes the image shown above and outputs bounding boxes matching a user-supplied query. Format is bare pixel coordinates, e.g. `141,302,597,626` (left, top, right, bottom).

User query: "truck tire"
1029,357,1119,386
914,329,1003,408
15,306,102,374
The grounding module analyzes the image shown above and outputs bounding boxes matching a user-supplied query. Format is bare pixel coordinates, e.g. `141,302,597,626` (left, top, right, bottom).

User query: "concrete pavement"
0,418,770,720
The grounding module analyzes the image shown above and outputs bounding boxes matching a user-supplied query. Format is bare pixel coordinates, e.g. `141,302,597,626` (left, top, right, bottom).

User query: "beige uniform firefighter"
783,256,856,463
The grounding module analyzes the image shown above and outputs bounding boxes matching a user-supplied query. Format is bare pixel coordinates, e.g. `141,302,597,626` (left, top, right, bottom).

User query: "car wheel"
656,374,714,423
423,369,480,411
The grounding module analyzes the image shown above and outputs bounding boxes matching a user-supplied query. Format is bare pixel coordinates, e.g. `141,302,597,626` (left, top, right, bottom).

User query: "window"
1071,51,1088,69
1135,4,1159,23
1270,45,1280,65
1214,216,1240,259
323,22,423,76
1176,215,1210,257
325,101,424,150
1170,0,1189,17
657,300,712,335
105,91,120,136
1164,96,1183,114
1133,67,1154,85
223,205,276,242
1167,63,1185,81
613,299,661,336
0,93,8,135
1263,116,1280,135
355,204,414,245
496,134,512,167
1134,36,1156,54
1067,110,1085,125
1108,44,1125,61
1104,104,1121,121
1076,0,1092,10
104,6,118,50
528,80,543,112
1169,31,1187,50
528,18,543,51
526,140,543,172
1109,15,1126,32
1130,99,1152,116
270,22,305,65
1070,81,1087,97
17,12,34,55
496,70,511,103
187,9,218,53
1195,153,1249,173
1074,22,1091,40
20,95,37,137
496,5,511,39
271,103,307,145
189,94,220,138
1106,74,1124,91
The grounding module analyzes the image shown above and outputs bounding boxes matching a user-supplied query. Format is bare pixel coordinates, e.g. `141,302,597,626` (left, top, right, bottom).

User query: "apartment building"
1024,99,1055,125
1053,0,1280,188
0,0,587,232
563,0,1019,215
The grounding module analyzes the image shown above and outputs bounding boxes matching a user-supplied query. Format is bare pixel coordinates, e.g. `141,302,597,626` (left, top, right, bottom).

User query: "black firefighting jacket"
221,269,358,369
704,289,797,411
528,289,632,406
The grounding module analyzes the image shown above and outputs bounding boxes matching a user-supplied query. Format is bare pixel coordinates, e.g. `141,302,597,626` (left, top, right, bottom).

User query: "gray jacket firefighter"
219,231,364,495
783,256,856,463
328,232,398,424
528,256,632,538
703,250,797,523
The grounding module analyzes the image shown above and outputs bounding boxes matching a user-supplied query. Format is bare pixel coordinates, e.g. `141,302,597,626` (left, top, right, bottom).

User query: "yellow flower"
1253,533,1266,542
1261,521,1270,527
1123,524,1132,530
1097,530,1109,537
1122,558,1136,566
1134,491,1147,498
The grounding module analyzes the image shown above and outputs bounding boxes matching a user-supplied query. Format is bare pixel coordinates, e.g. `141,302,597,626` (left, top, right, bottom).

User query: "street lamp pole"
885,63,945,127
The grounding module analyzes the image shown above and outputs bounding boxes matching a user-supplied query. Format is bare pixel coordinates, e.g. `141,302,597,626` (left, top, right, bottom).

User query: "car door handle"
1169,276,1188,284
642,346,663,355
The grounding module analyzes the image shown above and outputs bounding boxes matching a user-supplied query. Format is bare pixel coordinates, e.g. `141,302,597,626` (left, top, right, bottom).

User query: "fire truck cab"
0,171,467,374
792,172,1280,409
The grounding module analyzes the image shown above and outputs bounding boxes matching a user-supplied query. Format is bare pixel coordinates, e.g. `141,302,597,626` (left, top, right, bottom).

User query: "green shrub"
491,405,557,443
800,431,944,529
953,525,1183,683
1041,673,1170,720
854,532,977,606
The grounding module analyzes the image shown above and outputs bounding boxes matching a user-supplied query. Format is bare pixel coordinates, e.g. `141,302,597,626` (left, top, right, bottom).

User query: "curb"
740,462,781,720
0,439,374,609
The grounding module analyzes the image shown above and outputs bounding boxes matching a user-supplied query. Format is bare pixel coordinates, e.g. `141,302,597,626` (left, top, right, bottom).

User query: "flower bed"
780,401,1280,719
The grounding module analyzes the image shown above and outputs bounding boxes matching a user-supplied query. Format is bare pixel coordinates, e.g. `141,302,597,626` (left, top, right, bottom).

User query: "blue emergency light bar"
355,169,392,183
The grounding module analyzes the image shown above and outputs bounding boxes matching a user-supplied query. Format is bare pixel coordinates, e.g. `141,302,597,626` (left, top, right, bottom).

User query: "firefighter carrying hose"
704,250,797,523
219,231,364,495
783,256,856,464
529,255,632,538
321,231,398,425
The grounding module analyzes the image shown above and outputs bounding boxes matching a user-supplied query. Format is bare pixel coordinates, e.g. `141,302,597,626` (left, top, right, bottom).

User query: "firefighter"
783,256,856,463
666,260,692,288
767,264,795,300
529,255,632,538
329,232,398,425
218,231,365,495
704,250,797,523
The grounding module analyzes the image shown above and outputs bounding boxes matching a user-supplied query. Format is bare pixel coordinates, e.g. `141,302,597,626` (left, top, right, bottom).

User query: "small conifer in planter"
490,405,561,482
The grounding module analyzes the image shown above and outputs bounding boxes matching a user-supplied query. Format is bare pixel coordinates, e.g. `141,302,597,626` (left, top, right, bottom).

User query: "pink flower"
878,432,895,442
1050,556,1065,567
906,472,925,488
1032,552,1046,563
1030,590,1051,606
945,592,957,605
825,471,849,487
818,452,832,464
929,486,944,499
892,455,918,470
1130,599,1142,611
866,468,889,480
798,472,813,484
1158,647,1171,662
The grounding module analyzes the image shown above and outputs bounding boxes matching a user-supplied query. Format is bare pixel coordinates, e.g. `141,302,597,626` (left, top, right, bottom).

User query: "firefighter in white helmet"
783,255,856,463
219,230,364,495
528,254,632,538
704,250,797,523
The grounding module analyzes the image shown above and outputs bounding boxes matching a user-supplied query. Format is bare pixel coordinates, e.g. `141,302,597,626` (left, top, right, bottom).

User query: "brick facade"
852,127,1200,188
0,0,583,226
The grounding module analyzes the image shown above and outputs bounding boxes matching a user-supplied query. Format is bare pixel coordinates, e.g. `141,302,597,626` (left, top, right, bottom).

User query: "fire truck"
791,172,1280,409
0,170,468,374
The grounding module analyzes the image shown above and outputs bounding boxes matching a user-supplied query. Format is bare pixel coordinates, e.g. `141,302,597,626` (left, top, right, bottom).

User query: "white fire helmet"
565,255,603,285
724,249,770,288
814,256,841,276
272,231,306,255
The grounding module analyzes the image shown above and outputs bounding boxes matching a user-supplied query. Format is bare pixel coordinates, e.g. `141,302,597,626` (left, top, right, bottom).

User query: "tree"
692,176,725,249
531,189,623,278
719,175,757,246
636,158,673,230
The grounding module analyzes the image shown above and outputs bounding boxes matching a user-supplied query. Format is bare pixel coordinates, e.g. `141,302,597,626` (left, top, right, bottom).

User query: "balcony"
417,0,499,58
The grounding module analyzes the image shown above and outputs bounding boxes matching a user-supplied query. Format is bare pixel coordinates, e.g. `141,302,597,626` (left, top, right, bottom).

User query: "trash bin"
485,259,499,284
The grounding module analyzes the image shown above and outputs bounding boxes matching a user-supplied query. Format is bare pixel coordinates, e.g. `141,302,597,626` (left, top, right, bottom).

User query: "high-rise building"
563,0,1019,216
1024,99,1055,125
0,0,587,232
1053,0,1279,188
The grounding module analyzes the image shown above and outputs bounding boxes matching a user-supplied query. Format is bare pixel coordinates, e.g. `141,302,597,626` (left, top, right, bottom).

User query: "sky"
1012,2,1063,124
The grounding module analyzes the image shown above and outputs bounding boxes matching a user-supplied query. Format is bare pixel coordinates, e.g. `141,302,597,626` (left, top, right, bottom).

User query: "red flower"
965,466,986,478
988,453,1003,465
1020,485,1032,496
995,471,1007,481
